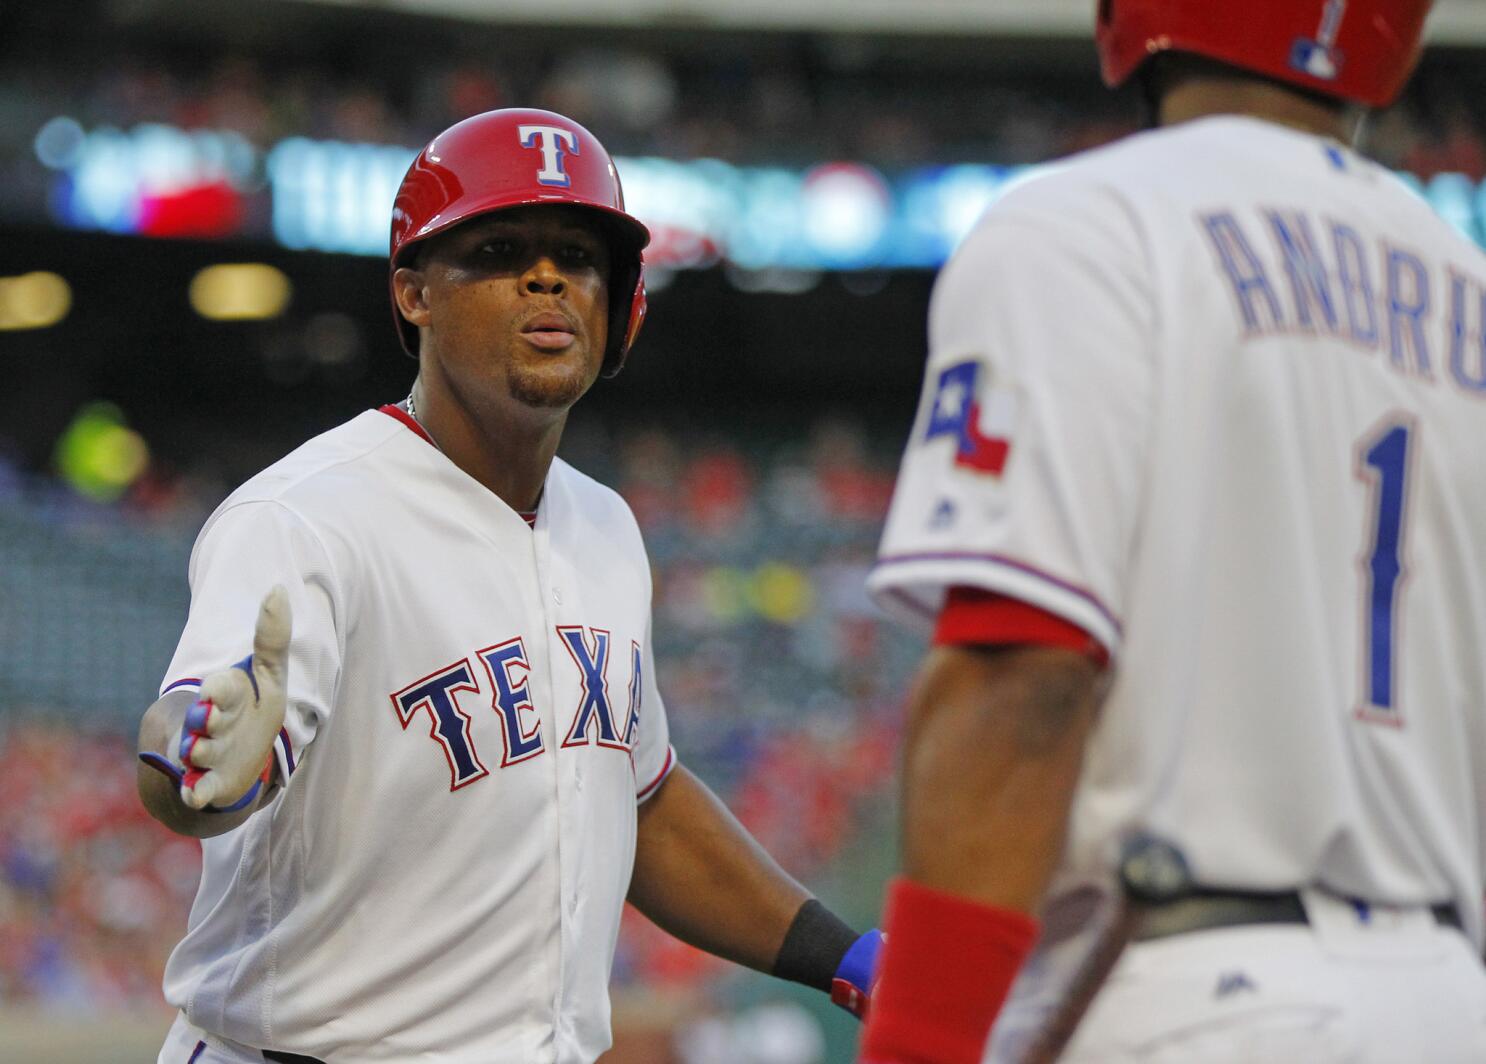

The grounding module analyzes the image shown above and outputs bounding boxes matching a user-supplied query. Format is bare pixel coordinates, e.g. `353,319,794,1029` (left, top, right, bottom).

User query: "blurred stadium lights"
289,0,1486,41
800,164,892,267
39,122,256,238
31,119,1486,265
33,115,87,170
0,272,72,331
189,263,293,321
267,137,415,255
53,402,151,502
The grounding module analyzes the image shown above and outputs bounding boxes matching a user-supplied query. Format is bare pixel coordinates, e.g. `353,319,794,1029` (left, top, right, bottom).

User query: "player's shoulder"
235,409,401,493
953,129,1177,268
1371,165,1486,268
203,410,405,531
939,131,1171,307
983,126,1171,216
982,115,1354,222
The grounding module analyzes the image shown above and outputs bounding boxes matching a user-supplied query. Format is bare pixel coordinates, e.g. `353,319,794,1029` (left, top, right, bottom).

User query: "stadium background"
2,1,1484,1060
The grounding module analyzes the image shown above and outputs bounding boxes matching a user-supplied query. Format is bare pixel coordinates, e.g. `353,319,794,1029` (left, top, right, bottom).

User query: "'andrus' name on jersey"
1200,208,1486,398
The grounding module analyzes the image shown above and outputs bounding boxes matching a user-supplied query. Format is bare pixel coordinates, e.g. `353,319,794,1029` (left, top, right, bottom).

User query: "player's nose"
522,257,566,296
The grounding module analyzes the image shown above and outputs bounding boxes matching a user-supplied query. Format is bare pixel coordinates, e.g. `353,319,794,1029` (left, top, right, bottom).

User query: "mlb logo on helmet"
518,124,581,188
1290,0,1348,81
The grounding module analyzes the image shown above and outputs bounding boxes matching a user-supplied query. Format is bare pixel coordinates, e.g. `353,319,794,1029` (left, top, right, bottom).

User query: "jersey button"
553,587,562,604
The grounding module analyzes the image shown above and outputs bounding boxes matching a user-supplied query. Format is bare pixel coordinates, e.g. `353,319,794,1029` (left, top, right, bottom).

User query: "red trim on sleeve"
861,877,1040,1064
378,404,436,448
934,586,1109,667
636,746,675,801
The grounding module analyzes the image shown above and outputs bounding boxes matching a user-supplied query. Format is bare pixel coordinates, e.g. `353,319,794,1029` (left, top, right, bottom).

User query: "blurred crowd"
0,417,918,1012
4,29,1485,175
0,44,1115,171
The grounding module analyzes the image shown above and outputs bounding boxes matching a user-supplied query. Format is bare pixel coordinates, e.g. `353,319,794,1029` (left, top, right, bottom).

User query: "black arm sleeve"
770,898,860,991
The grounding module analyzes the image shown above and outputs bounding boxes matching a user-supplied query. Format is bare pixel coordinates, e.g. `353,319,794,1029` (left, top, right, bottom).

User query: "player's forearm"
857,646,1102,1063
900,644,1103,913
629,763,813,974
136,690,266,838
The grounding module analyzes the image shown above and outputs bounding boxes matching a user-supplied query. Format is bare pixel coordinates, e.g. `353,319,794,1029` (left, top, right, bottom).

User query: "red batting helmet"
1096,0,1432,109
390,108,650,377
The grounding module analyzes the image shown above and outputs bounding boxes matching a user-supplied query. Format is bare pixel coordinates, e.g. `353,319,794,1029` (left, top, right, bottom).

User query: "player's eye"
478,238,519,258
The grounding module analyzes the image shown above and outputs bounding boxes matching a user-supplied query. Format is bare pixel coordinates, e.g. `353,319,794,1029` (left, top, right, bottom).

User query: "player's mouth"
520,312,578,351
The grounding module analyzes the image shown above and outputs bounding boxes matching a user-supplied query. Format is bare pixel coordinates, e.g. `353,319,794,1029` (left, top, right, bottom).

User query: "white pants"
1057,898,1486,1063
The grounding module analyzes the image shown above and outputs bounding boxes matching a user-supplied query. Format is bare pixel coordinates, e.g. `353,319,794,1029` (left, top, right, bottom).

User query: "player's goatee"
507,363,590,409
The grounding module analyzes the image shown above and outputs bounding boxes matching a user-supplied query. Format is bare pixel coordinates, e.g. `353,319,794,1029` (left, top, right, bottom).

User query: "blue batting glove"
831,928,883,1019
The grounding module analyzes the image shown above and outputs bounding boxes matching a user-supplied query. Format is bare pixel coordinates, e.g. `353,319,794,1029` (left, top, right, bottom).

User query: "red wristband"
859,878,1040,1064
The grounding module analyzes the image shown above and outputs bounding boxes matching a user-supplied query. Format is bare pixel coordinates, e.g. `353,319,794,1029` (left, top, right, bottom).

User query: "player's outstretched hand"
177,587,291,811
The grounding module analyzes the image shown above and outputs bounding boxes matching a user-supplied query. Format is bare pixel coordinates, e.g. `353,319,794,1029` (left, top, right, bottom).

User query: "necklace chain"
404,388,443,452
407,386,537,518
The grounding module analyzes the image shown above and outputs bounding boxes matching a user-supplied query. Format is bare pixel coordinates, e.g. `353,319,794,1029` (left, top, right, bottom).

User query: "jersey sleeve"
868,180,1156,660
161,499,344,781
631,608,675,803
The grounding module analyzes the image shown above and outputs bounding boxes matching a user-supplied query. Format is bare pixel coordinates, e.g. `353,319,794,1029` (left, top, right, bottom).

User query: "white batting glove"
176,586,292,811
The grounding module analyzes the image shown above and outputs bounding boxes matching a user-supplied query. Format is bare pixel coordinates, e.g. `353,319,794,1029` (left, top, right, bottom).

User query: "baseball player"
859,3,1486,1062
136,108,879,1063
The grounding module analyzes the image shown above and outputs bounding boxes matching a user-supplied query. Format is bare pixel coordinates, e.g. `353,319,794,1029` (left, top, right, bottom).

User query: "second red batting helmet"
390,108,650,377
1096,0,1432,109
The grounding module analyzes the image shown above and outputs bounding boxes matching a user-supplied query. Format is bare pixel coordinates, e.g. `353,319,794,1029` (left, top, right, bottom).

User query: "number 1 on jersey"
1356,418,1414,721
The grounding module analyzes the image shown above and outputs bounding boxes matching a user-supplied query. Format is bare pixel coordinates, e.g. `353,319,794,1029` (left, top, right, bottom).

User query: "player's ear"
392,266,432,329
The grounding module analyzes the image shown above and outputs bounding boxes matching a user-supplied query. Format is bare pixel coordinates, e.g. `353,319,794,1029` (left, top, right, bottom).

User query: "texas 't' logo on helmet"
517,124,581,188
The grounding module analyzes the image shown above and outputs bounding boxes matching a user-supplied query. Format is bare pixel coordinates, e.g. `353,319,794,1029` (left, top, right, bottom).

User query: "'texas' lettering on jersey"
390,625,642,791
1200,206,1486,399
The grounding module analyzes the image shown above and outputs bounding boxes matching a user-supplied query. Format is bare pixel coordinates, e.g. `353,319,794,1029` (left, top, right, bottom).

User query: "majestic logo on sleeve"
924,360,1017,476
1291,0,1346,81
517,124,580,187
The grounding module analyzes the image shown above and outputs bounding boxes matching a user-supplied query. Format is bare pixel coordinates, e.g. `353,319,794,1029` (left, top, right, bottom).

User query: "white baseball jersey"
157,406,675,1063
871,114,1486,1014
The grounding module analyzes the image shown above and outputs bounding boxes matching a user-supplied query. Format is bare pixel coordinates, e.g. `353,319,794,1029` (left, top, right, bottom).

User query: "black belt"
263,1053,326,1064
1134,888,1464,942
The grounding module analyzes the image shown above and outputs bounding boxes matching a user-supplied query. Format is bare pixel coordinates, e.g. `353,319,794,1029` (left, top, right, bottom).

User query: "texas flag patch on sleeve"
923,359,1017,476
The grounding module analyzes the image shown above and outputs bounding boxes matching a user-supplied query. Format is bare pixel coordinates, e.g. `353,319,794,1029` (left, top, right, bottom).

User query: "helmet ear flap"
601,265,647,379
